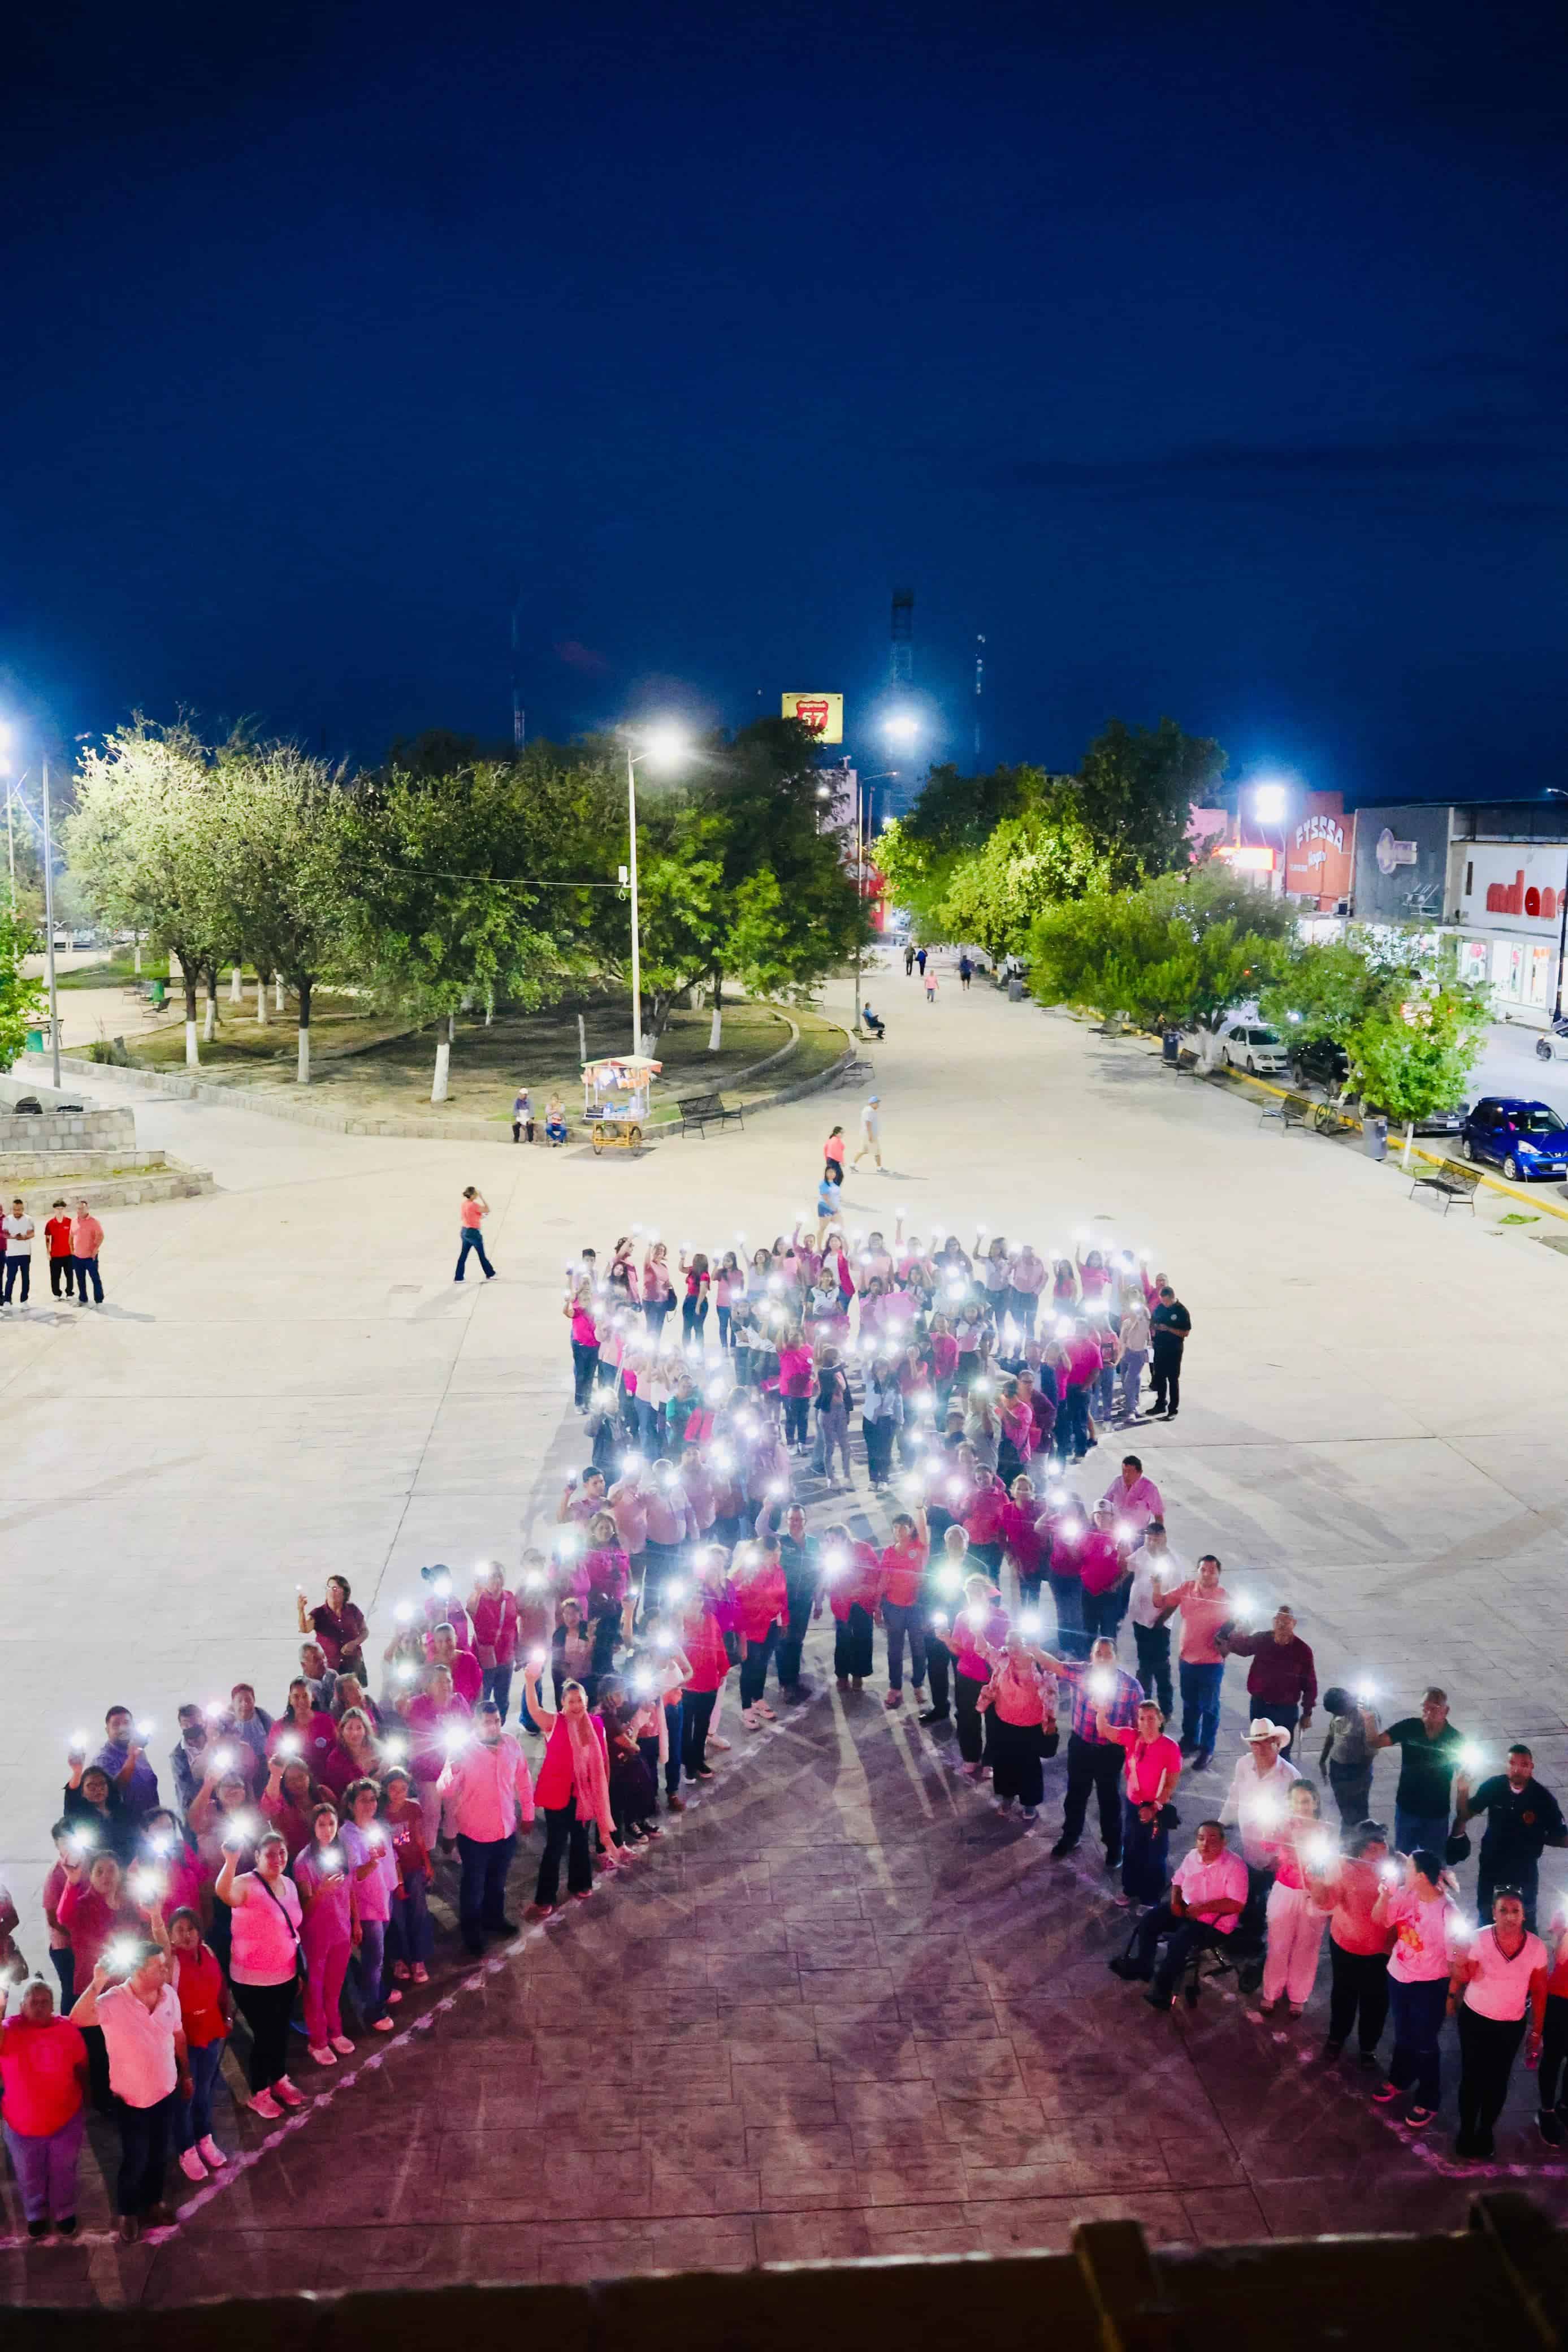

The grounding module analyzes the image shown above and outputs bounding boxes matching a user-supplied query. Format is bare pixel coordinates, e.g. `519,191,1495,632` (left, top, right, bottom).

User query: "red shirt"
1077,1530,1126,1597
930,1333,959,1380
172,1941,227,2047
963,1486,1008,1545
44,1215,73,1261
830,1540,882,1622
732,1561,788,1642
471,1590,521,1667
1000,1502,1046,1577
1064,1337,1102,1389
533,1713,609,1808
0,2017,87,2137
266,1711,339,1775
680,1598,733,1694
877,1535,928,1611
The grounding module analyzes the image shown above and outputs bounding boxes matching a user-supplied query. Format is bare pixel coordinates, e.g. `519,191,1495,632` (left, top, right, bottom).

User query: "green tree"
345,751,594,1099
1076,717,1226,885
922,803,1108,960
0,905,45,1065
1345,976,1490,1168
64,721,236,1067
1028,867,1291,1029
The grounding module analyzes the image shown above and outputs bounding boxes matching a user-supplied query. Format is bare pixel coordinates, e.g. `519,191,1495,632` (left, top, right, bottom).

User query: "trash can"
24,1027,43,1054
1162,1024,1180,1066
1007,976,1024,1002
1363,1114,1388,1162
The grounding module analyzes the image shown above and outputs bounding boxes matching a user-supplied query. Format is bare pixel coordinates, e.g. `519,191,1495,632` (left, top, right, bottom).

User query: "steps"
0,1154,215,1210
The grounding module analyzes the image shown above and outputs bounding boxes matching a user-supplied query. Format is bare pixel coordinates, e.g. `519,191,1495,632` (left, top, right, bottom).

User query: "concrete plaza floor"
3,954,1568,2297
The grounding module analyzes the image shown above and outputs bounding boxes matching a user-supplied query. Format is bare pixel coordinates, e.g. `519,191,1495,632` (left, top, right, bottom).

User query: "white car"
1535,1019,1568,1062
1218,1019,1290,1076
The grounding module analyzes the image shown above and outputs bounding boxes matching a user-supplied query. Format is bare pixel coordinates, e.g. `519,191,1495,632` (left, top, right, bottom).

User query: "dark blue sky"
3,0,1564,803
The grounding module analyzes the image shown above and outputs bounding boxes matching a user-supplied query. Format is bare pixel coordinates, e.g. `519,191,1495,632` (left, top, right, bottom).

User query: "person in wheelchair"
861,1005,886,1040
1108,1818,1249,2010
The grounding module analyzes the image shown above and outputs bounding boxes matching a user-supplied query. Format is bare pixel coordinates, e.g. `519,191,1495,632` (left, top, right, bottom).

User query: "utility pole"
5,786,14,911
625,744,643,1056
510,595,525,751
974,634,985,766
41,756,60,1087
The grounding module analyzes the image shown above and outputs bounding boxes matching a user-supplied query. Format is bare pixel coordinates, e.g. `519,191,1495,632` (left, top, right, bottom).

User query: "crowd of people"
2,1192,1565,2250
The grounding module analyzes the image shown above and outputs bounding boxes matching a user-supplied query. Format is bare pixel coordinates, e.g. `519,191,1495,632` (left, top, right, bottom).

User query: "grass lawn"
105,987,847,1125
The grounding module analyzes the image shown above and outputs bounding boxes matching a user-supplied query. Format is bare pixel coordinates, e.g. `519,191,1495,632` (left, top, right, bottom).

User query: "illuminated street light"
884,712,921,746
621,723,691,1054
1252,781,1288,823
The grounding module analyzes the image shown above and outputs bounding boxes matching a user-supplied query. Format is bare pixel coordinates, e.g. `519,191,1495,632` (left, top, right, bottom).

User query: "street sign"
781,692,843,743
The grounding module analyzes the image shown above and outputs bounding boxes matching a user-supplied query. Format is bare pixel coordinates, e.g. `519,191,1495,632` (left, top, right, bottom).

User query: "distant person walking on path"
512,1089,534,1144
904,942,915,976
71,1200,104,1306
853,1095,882,1170
3,1196,34,1306
454,1188,496,1283
924,968,938,1005
46,1199,74,1299
958,954,973,991
824,1125,846,1173
916,946,927,975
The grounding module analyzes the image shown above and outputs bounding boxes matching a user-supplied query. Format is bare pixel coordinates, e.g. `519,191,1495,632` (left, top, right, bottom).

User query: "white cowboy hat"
1244,1718,1290,1745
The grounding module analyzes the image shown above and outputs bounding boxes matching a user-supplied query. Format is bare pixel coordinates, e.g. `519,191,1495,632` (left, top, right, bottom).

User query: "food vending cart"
581,1054,661,1153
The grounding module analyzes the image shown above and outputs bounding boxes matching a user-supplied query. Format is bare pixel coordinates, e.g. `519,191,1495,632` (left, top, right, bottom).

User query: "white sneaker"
197,2136,226,2169
248,2090,283,2120
179,2147,207,2182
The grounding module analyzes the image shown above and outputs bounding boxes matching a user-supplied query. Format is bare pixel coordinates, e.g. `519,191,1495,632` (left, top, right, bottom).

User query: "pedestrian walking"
3,1196,34,1306
924,967,938,1004
958,954,972,991
70,1199,105,1305
916,946,927,975
454,1187,496,1282
852,1093,883,1169
904,942,915,976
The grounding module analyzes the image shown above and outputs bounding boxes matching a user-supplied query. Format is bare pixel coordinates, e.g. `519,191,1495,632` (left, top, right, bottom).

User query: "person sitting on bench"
1108,1818,1248,2010
861,1005,886,1040
544,1094,569,1145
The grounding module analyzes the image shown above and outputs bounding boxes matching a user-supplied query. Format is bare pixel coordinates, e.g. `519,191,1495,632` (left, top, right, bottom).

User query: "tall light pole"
621,724,689,1057
41,756,60,1087
1544,789,1568,1021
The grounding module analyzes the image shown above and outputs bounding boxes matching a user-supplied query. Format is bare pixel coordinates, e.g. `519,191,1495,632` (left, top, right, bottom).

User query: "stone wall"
0,1105,136,1153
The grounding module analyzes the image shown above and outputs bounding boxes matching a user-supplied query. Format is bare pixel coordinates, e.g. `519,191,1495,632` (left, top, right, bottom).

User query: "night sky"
3,1,1564,803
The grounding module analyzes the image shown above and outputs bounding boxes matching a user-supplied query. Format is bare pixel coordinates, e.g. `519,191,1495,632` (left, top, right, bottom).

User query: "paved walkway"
4,957,1568,2295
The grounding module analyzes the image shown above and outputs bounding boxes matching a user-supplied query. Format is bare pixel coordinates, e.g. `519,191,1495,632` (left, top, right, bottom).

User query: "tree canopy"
1026,867,1294,1029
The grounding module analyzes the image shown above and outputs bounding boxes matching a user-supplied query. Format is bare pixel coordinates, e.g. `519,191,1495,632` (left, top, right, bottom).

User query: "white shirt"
3,1213,33,1256
1172,1845,1250,1935
1129,1548,1181,1629
96,1979,182,2108
1220,1752,1302,1864
861,1104,880,1136
1387,1888,1465,1984
1462,1925,1547,2021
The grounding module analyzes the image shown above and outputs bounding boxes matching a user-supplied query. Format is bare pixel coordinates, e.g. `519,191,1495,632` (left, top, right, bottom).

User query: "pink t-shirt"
952,1603,1009,1681
1108,1728,1183,1805
461,1199,484,1229
228,1869,302,1986
1171,1581,1231,1665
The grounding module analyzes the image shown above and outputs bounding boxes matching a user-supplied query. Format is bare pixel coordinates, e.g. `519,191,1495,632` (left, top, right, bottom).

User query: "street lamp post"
851,769,900,1036
621,725,688,1058
40,757,60,1088
1544,790,1568,1022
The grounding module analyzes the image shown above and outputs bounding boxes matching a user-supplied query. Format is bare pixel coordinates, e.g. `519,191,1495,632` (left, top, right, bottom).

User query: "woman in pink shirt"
677,1566,734,1777
567,1283,601,1412
267,1680,339,1779
1099,1697,1183,1904
293,1803,357,2067
714,1252,744,1351
470,1559,522,1723
522,1667,618,1914
1253,1780,1332,2020
978,1633,1057,1820
733,1540,789,1727
214,1831,306,2119
640,1241,675,1339
777,1330,815,1452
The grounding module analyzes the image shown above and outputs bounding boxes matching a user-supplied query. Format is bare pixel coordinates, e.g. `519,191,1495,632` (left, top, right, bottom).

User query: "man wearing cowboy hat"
1221,1719,1302,1877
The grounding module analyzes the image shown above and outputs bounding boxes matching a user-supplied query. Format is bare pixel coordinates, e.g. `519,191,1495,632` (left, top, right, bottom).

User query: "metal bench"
675,1090,743,1138
1410,1158,1480,1214
1258,1091,1314,1133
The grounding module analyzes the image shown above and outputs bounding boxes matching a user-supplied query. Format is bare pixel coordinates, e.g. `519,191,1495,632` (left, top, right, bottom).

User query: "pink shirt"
1107,1728,1182,1805
294,1844,354,1945
952,1603,1009,1681
1169,1580,1231,1665
1100,1472,1163,1529
461,1199,485,1228
438,1735,535,1840
470,1589,520,1666
610,1486,648,1556
340,1821,397,1922
228,1869,303,1986
72,1212,104,1257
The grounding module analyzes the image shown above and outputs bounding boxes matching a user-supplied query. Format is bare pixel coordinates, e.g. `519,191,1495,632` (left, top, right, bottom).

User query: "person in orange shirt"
45,1199,75,1301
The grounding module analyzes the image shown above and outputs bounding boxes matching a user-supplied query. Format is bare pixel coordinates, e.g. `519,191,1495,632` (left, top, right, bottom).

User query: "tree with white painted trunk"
207,740,354,1086
344,756,586,1101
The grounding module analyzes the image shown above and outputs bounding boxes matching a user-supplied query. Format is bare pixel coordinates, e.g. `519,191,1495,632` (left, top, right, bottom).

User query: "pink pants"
302,1932,351,2046
1262,1880,1328,2008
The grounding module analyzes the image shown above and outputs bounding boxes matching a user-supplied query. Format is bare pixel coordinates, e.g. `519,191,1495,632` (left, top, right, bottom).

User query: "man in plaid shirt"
1037,1636,1143,1867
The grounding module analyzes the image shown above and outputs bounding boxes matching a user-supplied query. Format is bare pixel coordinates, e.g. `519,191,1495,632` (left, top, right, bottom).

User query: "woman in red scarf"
521,1664,620,1918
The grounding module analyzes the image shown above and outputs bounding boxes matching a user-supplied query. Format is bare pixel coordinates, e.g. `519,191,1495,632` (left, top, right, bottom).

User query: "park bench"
1409,1158,1480,1214
675,1090,743,1138
1258,1091,1314,1134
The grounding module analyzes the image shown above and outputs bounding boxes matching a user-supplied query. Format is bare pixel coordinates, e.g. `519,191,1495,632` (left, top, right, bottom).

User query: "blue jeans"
1394,1808,1450,1860
175,2036,227,2149
1092,1364,1116,1423
4,2111,85,2223
481,1662,513,1723
1049,1572,1088,1659
456,1831,516,1948
1082,1583,1129,1643
1056,1385,1090,1458
1387,1974,1448,2109
1179,1660,1223,1757
350,1917,389,2022
1121,1795,1170,1904
73,1253,103,1303
455,1225,495,1281
883,1600,926,1691
390,1867,434,1965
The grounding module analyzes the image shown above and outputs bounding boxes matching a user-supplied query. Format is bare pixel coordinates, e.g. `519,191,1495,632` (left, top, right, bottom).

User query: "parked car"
1459,1097,1568,1182
1216,1019,1289,1076
1535,1018,1568,1062
1288,1033,1350,1092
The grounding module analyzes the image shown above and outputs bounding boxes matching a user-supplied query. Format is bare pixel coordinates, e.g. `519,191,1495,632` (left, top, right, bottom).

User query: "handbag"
1444,1827,1471,1865
255,1869,308,1984
1158,1802,1181,1831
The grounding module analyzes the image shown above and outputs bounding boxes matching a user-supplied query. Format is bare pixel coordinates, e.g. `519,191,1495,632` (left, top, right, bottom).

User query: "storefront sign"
1376,829,1418,875
1458,842,1568,932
